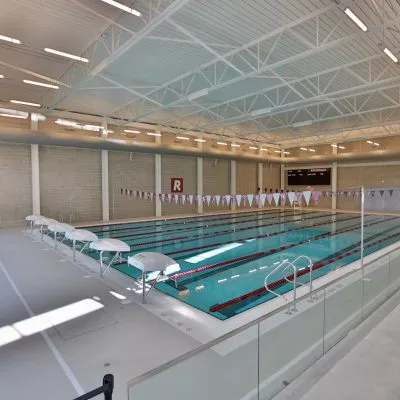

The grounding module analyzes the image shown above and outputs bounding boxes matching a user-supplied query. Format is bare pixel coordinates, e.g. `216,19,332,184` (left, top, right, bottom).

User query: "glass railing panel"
258,288,325,400
362,255,390,319
127,325,259,400
323,269,363,353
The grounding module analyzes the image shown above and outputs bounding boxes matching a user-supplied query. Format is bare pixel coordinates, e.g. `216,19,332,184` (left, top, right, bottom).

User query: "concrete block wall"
203,158,230,211
0,142,32,227
109,151,155,220
40,146,102,223
237,161,258,209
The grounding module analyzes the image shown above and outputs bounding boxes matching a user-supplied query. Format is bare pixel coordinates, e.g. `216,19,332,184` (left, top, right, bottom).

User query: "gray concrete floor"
0,229,198,400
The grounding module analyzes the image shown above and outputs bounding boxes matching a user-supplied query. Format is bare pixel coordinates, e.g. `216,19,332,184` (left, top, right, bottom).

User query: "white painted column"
197,138,203,214
257,149,263,209
30,116,40,215
280,150,285,191
332,144,338,210
101,120,109,221
155,130,162,217
231,160,236,211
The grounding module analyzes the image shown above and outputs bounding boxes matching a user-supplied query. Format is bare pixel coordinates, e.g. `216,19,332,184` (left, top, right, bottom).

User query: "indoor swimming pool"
74,209,400,320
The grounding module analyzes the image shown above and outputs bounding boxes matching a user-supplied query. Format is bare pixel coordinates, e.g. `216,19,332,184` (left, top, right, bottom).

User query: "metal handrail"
73,374,114,400
127,241,400,389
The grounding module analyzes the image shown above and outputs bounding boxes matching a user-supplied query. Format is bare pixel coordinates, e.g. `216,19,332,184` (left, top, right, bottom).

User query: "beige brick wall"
0,142,32,227
203,158,230,211
40,146,102,223
263,163,281,192
161,155,197,215
109,151,155,219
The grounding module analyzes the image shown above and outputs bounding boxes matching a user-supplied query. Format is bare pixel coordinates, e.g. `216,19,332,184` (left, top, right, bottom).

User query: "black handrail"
73,375,114,400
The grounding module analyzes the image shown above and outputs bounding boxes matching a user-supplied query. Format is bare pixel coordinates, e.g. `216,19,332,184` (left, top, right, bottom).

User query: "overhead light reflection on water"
185,243,242,264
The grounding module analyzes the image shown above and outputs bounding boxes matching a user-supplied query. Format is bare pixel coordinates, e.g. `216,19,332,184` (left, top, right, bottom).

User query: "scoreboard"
287,168,331,186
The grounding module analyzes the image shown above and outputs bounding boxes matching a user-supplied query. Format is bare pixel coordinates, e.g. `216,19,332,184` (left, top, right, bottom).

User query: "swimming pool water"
75,209,400,320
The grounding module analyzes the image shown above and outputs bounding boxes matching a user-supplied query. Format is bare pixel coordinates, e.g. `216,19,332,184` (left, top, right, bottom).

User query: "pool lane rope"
209,224,400,313
170,216,397,283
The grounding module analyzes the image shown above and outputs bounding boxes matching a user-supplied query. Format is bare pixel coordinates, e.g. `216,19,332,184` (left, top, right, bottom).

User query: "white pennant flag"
206,195,212,206
236,195,242,206
287,191,295,206
260,194,267,207
273,193,280,206
181,195,186,205
168,194,172,202
189,195,193,205
225,195,231,205
247,194,254,207
303,190,312,206
216,195,221,206
175,195,179,204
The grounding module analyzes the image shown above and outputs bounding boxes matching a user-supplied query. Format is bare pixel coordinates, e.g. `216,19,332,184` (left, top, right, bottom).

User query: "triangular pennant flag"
168,194,172,202
296,191,303,205
206,195,212,206
287,191,295,206
247,194,254,207
280,192,287,206
236,195,242,206
181,195,186,205
380,190,385,197
254,194,259,206
225,195,231,205
312,190,321,205
272,193,280,206
260,194,267,207
267,194,273,205
389,189,394,197
215,195,221,206
303,190,311,206
189,195,193,205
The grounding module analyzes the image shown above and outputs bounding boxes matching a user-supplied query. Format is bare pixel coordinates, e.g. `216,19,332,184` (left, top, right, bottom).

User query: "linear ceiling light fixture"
217,142,228,146
147,132,161,137
293,120,313,128
23,79,59,89
274,150,281,153
249,146,258,150
344,8,368,32
44,48,89,63
367,140,373,144
100,0,141,16
194,138,206,142
231,143,240,147
373,142,380,146
300,147,308,151
283,151,290,155
124,129,140,134
10,100,40,107
0,34,21,44
0,113,28,119
176,136,190,140
308,148,316,152
384,47,398,63
339,146,345,149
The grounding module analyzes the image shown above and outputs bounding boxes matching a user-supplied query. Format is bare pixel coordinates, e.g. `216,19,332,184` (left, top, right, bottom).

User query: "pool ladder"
264,255,314,315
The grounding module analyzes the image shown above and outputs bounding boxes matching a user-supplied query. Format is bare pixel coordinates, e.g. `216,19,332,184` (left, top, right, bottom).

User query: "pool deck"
0,229,198,400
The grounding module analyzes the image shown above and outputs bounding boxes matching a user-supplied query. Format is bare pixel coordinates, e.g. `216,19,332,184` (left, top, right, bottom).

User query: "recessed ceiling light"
231,143,240,147
10,100,40,107
100,0,141,16
308,148,316,152
147,132,161,136
384,47,398,63
0,34,21,44
249,146,258,150
344,8,367,32
194,138,206,142
217,142,228,146
44,48,89,63
176,136,190,140
23,79,59,89
124,129,140,134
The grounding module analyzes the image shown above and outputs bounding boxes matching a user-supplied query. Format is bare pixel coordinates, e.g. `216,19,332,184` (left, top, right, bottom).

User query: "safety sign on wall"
171,178,183,193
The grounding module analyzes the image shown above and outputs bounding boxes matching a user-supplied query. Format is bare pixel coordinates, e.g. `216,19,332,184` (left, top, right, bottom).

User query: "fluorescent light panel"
194,138,206,142
300,147,308,151
367,140,373,144
308,148,316,152
339,146,345,149
10,100,40,107
0,113,28,119
176,136,190,140
231,143,240,147
124,129,140,134
249,146,258,150
147,132,161,136
0,34,21,44
44,48,88,63
100,0,141,16
373,142,380,146
344,8,368,31
274,150,281,153
384,47,398,63
283,151,290,155
217,142,228,146
23,79,59,89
